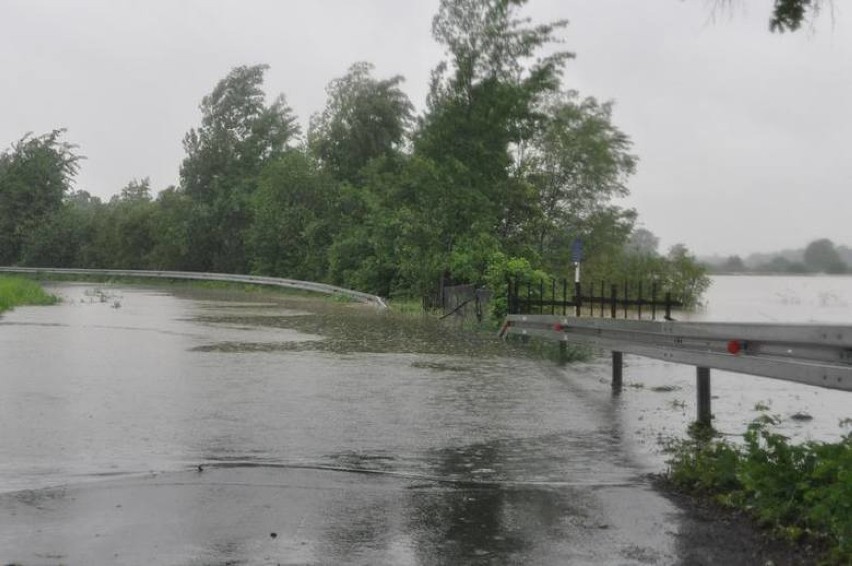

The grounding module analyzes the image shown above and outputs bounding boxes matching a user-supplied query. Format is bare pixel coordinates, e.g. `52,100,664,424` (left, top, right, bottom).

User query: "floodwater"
0,277,849,564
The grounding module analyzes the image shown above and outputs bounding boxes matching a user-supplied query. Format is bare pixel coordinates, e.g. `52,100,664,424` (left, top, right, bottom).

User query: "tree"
712,0,828,32
402,0,571,291
721,255,746,273
522,92,638,269
803,238,846,273
247,151,338,280
308,62,413,184
21,190,101,267
665,244,712,306
627,228,660,256
180,64,300,272
147,187,192,270
0,130,81,265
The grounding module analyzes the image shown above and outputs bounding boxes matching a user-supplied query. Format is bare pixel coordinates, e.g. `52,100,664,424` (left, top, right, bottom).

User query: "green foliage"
0,276,58,312
180,64,299,273
309,62,413,184
484,252,549,319
247,151,338,280
0,130,81,265
770,0,822,32
665,417,852,563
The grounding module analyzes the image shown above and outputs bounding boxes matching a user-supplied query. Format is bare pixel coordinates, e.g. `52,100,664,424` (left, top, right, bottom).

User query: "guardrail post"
612,351,623,391
696,366,711,425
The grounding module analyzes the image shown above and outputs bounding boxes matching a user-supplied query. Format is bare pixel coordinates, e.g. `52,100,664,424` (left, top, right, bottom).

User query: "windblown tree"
308,62,413,185
0,130,81,265
522,92,638,273
403,0,572,291
180,64,300,272
306,63,416,294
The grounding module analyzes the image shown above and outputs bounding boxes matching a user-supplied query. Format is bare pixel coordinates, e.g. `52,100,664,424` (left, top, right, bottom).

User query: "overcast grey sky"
1,0,850,257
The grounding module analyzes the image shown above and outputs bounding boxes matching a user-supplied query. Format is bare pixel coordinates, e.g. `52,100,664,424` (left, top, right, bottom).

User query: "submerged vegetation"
664,415,852,564
0,276,58,312
0,0,708,312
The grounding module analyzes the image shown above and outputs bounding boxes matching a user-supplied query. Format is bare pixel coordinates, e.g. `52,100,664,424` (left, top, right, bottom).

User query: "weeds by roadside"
0,276,58,312
663,416,852,564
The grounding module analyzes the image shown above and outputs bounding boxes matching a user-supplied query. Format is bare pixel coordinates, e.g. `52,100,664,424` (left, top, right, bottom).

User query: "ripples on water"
0,284,640,496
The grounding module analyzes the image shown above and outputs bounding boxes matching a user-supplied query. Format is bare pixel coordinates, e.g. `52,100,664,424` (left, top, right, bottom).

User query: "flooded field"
0,276,849,564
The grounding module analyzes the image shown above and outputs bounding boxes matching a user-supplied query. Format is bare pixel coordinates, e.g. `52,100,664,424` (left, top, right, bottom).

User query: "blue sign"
571,239,584,263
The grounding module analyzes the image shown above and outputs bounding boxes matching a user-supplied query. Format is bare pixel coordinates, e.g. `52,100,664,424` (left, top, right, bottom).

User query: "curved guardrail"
0,267,388,309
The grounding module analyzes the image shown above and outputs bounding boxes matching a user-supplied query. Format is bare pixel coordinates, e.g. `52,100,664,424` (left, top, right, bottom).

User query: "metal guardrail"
501,314,852,409
0,267,388,309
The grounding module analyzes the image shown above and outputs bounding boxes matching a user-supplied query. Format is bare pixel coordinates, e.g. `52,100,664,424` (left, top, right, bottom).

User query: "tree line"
0,0,708,306
709,239,851,275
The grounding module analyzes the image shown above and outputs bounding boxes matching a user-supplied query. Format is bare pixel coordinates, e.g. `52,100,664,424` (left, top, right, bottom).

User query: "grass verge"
663,415,852,564
0,276,59,313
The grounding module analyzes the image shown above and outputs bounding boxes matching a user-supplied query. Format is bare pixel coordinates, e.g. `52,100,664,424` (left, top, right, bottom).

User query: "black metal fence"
508,279,683,320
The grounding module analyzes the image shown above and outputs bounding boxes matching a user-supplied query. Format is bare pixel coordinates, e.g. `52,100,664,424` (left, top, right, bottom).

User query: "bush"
0,276,58,312
664,417,852,564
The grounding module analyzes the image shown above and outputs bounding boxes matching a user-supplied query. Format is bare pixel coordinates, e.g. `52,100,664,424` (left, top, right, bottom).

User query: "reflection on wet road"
0,284,697,563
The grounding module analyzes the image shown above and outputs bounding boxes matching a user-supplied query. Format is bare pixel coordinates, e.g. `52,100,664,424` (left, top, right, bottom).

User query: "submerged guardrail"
0,267,388,309
500,314,852,424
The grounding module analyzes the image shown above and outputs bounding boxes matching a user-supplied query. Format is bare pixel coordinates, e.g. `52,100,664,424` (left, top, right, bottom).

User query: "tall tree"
180,64,300,272
405,0,571,290
522,92,637,268
308,62,413,184
0,130,81,265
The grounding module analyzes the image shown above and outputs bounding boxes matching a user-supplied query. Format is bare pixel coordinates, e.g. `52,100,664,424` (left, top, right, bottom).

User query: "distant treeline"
704,239,851,274
0,0,708,307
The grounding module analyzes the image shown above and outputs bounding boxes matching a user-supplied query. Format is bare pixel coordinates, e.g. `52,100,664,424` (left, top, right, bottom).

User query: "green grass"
664,416,852,564
0,276,59,312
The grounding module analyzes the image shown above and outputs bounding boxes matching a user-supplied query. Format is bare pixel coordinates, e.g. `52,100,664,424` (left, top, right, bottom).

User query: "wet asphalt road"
0,466,687,565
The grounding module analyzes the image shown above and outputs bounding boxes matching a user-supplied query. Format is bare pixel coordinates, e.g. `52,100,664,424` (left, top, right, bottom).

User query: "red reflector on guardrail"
727,340,745,355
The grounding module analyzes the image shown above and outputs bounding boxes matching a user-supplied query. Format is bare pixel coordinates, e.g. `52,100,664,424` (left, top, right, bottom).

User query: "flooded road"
0,279,848,564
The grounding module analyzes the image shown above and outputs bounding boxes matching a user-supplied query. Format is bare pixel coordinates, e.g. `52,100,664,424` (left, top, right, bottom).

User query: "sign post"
571,239,583,283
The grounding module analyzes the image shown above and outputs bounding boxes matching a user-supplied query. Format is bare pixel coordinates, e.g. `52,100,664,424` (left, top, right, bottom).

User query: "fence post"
551,279,556,315
665,292,673,321
574,281,581,317
651,283,658,320
610,284,618,319
697,367,711,426
612,351,623,391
